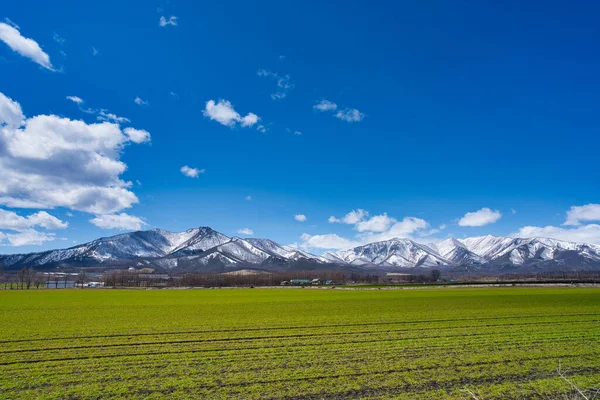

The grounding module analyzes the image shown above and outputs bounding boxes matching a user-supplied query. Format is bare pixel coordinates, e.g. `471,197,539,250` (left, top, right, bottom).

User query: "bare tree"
16,268,26,289
34,273,45,289
25,268,36,289
63,269,72,289
77,269,87,288
17,268,36,289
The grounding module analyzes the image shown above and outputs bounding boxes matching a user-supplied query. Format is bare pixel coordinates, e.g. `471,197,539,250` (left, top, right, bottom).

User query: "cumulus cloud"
134,97,149,106
0,91,24,128
355,213,395,232
180,165,204,178
0,91,150,215
245,196,252,201
159,16,178,27
313,100,337,112
458,208,502,227
335,108,365,122
0,22,54,70
237,228,254,235
257,69,294,100
90,213,147,231
295,214,307,222
514,224,600,245
2,230,56,246
509,204,600,245
360,217,429,243
304,209,431,250
124,127,151,143
300,233,361,250
328,209,368,225
564,204,600,226
0,209,67,231
203,99,260,129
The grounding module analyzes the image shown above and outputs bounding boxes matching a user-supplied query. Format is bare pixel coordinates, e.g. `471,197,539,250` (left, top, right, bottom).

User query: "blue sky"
1,0,599,254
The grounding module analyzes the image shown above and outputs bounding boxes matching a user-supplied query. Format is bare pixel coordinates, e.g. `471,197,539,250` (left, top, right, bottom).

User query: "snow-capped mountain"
323,238,449,268
1,229,600,272
0,227,327,271
325,234,600,271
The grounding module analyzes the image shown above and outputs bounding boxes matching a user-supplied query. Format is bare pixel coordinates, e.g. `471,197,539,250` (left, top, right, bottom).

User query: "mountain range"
1,227,600,273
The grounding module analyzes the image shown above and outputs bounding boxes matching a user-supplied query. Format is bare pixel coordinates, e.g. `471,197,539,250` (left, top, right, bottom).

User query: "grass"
0,287,599,399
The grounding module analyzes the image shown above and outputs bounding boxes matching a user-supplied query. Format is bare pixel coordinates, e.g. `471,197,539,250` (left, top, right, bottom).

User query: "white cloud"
335,108,365,122
237,228,254,235
123,127,151,143
0,22,54,71
360,217,429,243
305,208,432,250
92,46,99,56
66,96,84,104
0,91,150,215
295,214,307,222
3,229,56,246
203,99,259,128
564,204,600,226
257,69,294,100
180,165,204,178
159,16,178,27
66,97,131,125
240,113,259,127
355,213,395,232
0,91,24,128
300,233,361,250
90,213,147,231
245,196,252,201
0,209,67,231
511,208,517,215
313,100,337,112
329,209,368,225
514,224,600,245
458,208,502,227
134,97,149,106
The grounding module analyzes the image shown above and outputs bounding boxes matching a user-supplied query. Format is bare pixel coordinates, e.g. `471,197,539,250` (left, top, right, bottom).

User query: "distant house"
311,278,322,285
290,279,311,285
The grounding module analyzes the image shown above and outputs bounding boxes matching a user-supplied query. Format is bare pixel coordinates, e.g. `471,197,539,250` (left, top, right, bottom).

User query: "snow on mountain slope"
458,235,515,259
330,238,449,268
431,239,486,265
2,228,600,271
169,227,230,255
246,238,328,262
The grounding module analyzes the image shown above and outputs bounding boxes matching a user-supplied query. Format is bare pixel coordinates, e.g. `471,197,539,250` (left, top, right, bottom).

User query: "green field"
0,287,599,399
